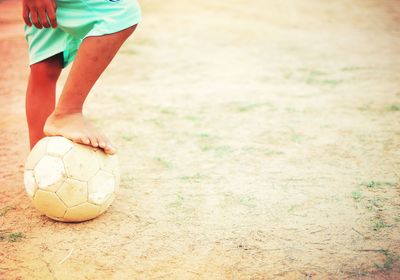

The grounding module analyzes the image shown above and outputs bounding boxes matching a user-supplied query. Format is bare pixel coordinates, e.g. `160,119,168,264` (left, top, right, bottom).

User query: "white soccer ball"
23,136,120,222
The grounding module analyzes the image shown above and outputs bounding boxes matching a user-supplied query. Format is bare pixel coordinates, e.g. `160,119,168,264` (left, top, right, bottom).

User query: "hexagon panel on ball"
88,170,116,205
63,144,100,182
34,155,66,192
33,190,67,218
56,178,88,208
46,136,74,157
63,202,101,222
94,149,120,192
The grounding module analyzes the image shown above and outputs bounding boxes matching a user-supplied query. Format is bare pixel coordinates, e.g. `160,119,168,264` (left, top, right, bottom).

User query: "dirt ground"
1,0,400,279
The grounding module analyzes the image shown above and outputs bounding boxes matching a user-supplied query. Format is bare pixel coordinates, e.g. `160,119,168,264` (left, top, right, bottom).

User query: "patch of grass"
298,68,328,76
241,146,284,157
154,157,172,169
178,173,206,183
7,232,24,242
365,197,384,211
341,66,367,72
196,132,210,138
134,37,154,46
239,196,257,208
214,145,233,157
365,181,378,188
374,249,399,271
372,217,393,231
160,108,176,115
201,144,233,156
196,132,213,152
283,68,344,87
201,145,212,151
287,205,297,213
290,133,303,143
383,181,398,187
320,124,331,128
145,118,163,128
237,102,273,112
112,95,126,103
388,104,400,112
222,193,257,209
299,69,342,87
351,190,363,202
184,115,202,122
283,71,293,80
361,181,397,189
285,127,304,143
355,270,370,277
167,192,184,208
358,104,371,112
319,79,343,87
354,180,398,232
0,206,15,217
285,107,296,113
122,134,136,142
119,48,138,55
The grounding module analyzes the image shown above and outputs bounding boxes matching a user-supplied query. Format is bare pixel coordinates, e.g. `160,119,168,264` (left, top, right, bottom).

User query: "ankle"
53,107,83,116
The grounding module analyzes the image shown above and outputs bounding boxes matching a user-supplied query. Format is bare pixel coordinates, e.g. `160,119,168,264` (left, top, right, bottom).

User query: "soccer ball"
23,136,120,222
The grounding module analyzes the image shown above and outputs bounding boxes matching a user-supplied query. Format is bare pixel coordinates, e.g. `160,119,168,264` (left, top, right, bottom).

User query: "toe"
98,133,111,150
98,138,107,149
95,133,107,149
89,136,99,148
80,136,91,145
104,144,117,155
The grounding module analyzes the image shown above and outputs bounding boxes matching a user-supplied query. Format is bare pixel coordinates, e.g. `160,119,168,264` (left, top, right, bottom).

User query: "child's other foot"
44,112,117,155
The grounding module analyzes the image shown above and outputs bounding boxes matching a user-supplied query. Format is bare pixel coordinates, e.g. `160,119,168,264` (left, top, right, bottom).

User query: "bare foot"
44,112,117,155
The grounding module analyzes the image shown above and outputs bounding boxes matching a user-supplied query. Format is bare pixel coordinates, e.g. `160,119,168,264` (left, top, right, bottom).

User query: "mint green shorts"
24,0,141,68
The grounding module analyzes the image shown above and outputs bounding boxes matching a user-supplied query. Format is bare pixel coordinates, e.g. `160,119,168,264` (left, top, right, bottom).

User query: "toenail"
106,145,116,153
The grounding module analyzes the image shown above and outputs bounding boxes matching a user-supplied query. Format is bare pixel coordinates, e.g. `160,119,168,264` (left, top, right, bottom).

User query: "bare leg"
26,53,63,150
44,25,137,154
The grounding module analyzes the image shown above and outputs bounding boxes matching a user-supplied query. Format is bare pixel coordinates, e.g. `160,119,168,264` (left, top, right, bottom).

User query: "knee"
30,56,63,83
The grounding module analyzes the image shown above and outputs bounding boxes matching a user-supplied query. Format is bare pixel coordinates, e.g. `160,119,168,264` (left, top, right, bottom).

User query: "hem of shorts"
63,47,79,68
29,46,78,69
84,16,141,39
29,48,64,67
28,16,141,68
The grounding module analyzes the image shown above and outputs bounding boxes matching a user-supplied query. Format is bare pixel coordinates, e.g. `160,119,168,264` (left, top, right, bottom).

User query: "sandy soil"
1,0,400,279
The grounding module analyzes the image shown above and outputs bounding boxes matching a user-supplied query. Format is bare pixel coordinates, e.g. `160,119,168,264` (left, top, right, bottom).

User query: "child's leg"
44,25,137,155
26,53,63,150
